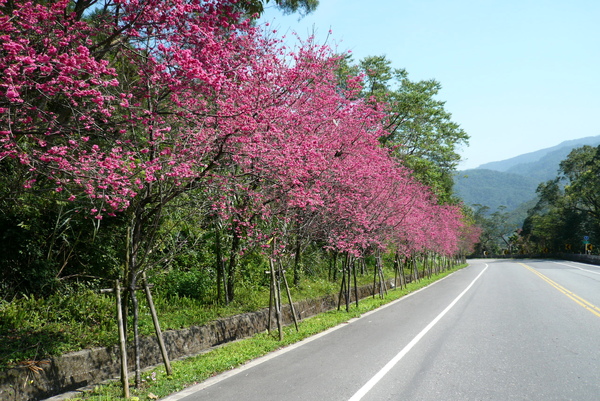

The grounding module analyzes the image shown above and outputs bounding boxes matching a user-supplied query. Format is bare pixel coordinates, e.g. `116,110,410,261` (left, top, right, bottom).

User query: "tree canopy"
337,55,469,203
521,145,600,253
0,0,478,305
238,0,319,16
0,2,482,389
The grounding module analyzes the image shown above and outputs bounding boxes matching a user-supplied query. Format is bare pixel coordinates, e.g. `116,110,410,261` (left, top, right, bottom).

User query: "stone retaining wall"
1,281,394,401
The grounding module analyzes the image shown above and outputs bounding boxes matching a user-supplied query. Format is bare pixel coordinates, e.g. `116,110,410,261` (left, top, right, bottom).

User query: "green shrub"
154,268,213,301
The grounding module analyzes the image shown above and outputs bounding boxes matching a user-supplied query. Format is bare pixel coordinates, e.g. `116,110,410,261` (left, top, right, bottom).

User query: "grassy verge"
69,264,466,400
0,275,337,369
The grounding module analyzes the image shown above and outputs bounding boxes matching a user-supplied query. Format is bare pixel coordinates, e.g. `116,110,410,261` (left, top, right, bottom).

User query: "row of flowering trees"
1,0,479,293
1,0,480,389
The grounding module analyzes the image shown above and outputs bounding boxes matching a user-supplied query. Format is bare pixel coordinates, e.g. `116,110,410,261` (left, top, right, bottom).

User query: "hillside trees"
339,55,469,203
469,204,516,255
523,145,600,252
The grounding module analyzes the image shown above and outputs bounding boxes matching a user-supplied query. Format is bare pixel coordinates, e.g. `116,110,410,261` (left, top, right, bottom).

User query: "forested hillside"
522,145,600,254
454,169,540,211
455,138,600,256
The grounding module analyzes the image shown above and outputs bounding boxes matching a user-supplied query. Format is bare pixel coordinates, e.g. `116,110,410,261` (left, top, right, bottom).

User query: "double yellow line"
520,262,600,318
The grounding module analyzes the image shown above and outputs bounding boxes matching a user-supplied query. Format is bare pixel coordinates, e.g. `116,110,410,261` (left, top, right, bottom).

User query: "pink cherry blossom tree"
1,0,285,386
1,1,480,389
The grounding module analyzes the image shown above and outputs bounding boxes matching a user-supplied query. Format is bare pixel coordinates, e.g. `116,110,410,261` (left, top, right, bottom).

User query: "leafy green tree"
471,204,518,255
559,145,600,224
0,160,124,300
343,55,469,203
523,145,600,252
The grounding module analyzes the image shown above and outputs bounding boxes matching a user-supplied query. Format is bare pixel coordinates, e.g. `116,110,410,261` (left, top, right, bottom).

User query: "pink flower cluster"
0,0,478,258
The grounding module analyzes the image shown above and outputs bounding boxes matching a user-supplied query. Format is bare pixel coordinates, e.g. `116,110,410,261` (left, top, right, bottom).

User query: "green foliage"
0,291,117,369
0,265,334,368
470,204,521,255
239,0,319,16
155,269,214,301
0,181,125,300
0,250,453,371
454,169,541,213
339,54,469,203
559,146,600,221
523,145,600,252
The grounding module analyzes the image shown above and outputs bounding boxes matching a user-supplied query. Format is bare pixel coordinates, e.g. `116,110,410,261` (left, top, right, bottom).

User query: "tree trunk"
293,235,301,287
115,280,129,399
331,251,338,282
337,255,347,311
344,253,351,311
226,227,240,302
214,227,228,304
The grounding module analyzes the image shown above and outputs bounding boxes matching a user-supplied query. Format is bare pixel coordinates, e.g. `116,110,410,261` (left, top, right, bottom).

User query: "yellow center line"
519,262,600,318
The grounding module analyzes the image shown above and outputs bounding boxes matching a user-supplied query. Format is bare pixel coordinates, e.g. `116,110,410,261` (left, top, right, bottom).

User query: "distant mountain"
454,135,600,227
478,135,600,180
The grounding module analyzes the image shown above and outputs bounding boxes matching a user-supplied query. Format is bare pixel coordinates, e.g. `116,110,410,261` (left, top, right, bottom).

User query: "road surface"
162,259,600,401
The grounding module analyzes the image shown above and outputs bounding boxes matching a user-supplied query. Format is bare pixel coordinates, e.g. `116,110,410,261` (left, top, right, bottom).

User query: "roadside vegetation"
65,264,465,401
1,0,480,398
0,255,458,370
469,144,600,256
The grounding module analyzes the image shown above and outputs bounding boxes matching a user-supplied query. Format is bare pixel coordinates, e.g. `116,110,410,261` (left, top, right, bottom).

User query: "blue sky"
260,0,600,170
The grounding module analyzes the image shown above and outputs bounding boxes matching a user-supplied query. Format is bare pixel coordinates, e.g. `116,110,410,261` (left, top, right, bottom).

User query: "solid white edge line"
347,263,489,401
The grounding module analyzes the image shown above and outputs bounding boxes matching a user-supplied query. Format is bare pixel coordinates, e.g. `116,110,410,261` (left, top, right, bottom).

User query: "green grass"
0,277,333,369
69,264,465,400
0,267,376,369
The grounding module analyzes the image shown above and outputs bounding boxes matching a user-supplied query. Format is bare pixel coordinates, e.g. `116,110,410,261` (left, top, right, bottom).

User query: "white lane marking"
552,261,600,275
348,264,489,401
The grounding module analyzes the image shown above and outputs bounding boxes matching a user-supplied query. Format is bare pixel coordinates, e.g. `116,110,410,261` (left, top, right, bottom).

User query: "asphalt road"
162,259,600,401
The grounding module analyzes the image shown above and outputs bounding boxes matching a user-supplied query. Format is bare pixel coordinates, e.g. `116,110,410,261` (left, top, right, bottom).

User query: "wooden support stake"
280,261,299,331
143,272,172,376
352,257,359,307
378,251,387,298
115,280,129,399
269,258,283,340
379,263,387,298
266,270,273,333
